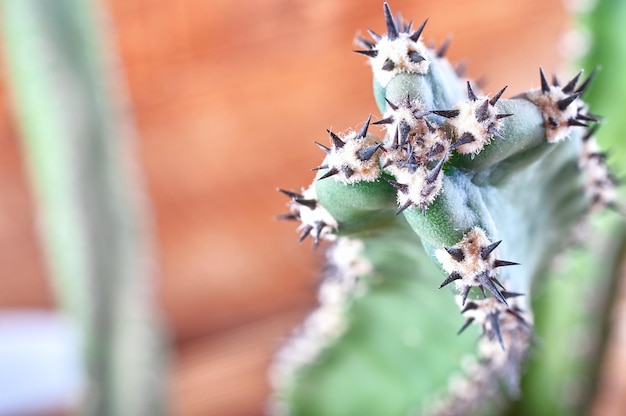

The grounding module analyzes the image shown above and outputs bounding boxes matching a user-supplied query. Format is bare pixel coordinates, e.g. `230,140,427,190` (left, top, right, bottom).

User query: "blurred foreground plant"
2,1,167,415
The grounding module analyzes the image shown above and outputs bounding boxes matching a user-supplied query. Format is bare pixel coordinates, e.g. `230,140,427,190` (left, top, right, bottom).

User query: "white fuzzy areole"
322,131,382,184
370,34,430,87
394,165,443,208
449,100,500,154
525,88,580,143
435,227,495,281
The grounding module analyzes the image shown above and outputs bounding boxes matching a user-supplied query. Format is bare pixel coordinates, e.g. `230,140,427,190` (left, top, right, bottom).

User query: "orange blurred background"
6,0,620,415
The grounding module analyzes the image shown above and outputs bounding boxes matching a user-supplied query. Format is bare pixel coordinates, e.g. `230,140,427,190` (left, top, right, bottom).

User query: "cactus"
271,2,617,415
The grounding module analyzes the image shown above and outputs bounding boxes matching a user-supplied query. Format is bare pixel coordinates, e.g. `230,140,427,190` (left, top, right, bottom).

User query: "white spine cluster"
369,31,430,88
435,227,516,305
524,68,597,143
317,125,383,184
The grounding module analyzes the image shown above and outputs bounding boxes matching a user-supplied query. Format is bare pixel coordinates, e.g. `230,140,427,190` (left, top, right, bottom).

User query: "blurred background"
0,0,624,415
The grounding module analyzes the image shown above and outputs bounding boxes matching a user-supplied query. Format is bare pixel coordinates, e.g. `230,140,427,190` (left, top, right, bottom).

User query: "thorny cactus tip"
273,2,617,414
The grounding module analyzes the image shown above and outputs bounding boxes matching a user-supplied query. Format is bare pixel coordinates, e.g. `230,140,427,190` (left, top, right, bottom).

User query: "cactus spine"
272,3,616,415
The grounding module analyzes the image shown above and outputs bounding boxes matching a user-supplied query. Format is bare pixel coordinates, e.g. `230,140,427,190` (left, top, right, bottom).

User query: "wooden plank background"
1,0,624,415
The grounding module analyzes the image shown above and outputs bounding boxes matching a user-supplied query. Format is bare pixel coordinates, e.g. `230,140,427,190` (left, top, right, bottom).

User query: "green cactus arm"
314,172,398,235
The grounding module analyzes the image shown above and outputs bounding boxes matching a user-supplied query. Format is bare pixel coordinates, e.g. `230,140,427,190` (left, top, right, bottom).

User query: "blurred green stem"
2,1,167,415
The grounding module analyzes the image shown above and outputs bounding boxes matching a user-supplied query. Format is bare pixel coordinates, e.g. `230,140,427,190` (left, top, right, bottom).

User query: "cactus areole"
272,3,615,414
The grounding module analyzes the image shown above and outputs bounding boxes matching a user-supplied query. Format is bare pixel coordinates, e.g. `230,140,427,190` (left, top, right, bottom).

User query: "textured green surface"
288,220,480,415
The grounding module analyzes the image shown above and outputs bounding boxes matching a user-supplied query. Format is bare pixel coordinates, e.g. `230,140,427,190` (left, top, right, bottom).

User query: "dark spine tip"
439,271,462,289
382,58,395,71
444,247,465,262
354,49,378,58
294,198,317,210
480,240,502,259
575,67,599,95
312,222,325,246
396,199,413,215
431,109,460,119
502,291,525,299
385,98,399,111
494,259,520,268
385,177,409,194
425,157,446,183
450,132,475,149
342,166,354,178
390,127,400,149
506,309,530,327
278,188,303,199
487,124,505,139
467,81,478,101
311,165,328,171
383,2,399,41
298,225,313,243
475,99,490,122
489,86,507,106
487,313,505,350
461,286,472,306
409,18,428,42
561,70,583,94
461,301,478,313
327,130,345,149
540,67,551,93
318,167,339,180
357,143,382,161
568,118,588,127
476,272,508,306
373,116,395,125
582,125,599,141
408,50,426,63
577,112,600,122
556,92,581,111
457,317,475,335
314,141,331,154
357,114,372,139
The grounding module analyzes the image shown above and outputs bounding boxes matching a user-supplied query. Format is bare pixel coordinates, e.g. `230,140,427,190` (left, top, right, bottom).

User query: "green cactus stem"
272,2,617,415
